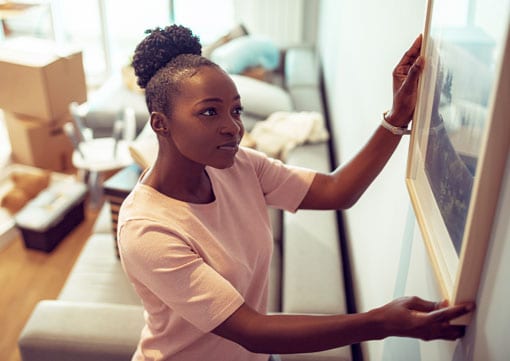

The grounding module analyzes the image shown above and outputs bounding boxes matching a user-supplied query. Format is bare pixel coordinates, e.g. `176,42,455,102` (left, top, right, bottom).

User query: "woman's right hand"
370,296,474,341
386,35,424,128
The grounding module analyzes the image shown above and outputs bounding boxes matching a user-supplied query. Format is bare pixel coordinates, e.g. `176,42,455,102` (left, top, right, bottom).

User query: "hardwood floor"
0,204,99,361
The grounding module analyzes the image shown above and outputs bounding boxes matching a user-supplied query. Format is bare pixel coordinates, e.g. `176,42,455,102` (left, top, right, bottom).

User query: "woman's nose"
220,116,242,135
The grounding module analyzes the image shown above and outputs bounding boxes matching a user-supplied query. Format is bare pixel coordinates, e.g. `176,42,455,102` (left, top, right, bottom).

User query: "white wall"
317,0,510,360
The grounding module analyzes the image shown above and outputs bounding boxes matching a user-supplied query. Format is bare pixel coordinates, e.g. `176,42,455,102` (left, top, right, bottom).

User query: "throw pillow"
210,35,280,74
202,23,249,59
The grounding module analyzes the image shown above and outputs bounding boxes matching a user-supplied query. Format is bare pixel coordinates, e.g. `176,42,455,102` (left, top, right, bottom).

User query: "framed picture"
406,0,510,323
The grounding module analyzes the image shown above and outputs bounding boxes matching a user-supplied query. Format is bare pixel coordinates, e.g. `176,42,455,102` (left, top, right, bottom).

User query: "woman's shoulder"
119,183,188,224
118,187,191,250
236,145,266,161
233,146,284,169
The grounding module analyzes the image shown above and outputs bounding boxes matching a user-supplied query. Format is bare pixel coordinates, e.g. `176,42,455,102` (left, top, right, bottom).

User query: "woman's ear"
150,111,170,136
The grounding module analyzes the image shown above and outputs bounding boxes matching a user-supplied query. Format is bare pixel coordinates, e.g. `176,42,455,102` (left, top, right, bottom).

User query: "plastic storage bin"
15,181,87,252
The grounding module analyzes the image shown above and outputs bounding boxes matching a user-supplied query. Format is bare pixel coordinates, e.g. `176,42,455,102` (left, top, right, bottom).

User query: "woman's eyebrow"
195,95,241,105
196,97,222,104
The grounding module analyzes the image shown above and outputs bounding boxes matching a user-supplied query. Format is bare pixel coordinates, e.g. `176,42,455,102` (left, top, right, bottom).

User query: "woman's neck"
142,157,214,204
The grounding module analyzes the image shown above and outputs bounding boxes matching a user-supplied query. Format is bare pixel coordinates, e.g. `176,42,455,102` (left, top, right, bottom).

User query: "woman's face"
164,66,245,169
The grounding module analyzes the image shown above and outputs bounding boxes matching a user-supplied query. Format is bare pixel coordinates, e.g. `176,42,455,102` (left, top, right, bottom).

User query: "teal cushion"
211,36,280,74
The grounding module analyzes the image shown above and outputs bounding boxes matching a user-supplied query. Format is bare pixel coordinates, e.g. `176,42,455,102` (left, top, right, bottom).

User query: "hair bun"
132,25,202,89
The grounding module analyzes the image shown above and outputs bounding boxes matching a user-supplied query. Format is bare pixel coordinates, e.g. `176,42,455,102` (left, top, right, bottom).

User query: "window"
52,0,172,86
172,0,235,45
2,1,235,87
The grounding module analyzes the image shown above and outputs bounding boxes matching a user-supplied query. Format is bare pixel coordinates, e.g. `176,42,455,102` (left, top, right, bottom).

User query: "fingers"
408,56,424,86
415,299,473,341
403,296,439,313
398,55,424,94
434,299,450,310
392,44,424,94
406,34,423,61
429,303,475,323
436,324,466,341
407,56,425,80
427,304,471,341
411,34,423,52
396,34,423,67
404,296,472,318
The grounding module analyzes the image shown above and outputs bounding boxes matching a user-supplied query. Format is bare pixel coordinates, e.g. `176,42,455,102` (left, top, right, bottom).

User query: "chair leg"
77,168,89,184
87,171,104,209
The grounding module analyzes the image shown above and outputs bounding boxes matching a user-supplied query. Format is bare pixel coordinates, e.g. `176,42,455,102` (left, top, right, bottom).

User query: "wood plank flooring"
0,205,99,361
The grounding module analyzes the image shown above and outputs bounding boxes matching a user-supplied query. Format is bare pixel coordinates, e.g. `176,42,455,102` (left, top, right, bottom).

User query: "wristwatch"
381,111,411,135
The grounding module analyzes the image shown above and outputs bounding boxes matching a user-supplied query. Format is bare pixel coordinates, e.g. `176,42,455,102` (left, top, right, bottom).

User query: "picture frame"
406,0,510,324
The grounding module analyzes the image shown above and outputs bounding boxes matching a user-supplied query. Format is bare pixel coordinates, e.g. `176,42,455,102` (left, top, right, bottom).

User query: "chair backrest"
62,122,85,158
111,106,137,157
69,101,92,142
66,102,138,161
122,107,137,141
112,119,123,158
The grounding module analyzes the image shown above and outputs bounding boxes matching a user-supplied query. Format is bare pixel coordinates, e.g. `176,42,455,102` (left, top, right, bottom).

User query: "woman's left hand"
386,35,424,127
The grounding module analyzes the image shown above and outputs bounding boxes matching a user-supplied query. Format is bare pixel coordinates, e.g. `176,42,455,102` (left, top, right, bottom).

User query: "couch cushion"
92,201,113,234
230,74,293,118
283,208,346,314
268,240,281,313
58,233,141,305
282,143,347,315
289,87,324,114
19,300,144,361
84,75,149,138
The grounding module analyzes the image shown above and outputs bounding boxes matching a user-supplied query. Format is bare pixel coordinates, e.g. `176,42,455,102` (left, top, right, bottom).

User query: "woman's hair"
132,25,216,114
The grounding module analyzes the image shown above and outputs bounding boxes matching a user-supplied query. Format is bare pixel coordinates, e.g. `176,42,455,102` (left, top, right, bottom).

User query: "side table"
103,164,141,257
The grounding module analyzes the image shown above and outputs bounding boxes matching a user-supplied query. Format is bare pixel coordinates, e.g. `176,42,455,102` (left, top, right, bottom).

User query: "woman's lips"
217,141,239,151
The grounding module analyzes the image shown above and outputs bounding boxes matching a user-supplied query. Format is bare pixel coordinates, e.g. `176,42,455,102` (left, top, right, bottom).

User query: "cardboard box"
4,111,75,172
0,37,87,120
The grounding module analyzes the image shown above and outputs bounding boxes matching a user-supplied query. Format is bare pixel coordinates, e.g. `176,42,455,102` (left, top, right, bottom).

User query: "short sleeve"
118,220,245,332
241,147,316,212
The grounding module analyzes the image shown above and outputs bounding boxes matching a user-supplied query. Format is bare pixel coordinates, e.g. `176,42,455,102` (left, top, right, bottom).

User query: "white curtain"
233,0,305,47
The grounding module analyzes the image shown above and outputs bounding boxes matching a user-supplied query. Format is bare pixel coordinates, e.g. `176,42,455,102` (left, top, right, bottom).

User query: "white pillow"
230,74,293,118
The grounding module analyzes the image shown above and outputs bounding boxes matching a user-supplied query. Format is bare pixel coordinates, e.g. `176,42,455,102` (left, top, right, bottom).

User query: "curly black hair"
132,25,217,114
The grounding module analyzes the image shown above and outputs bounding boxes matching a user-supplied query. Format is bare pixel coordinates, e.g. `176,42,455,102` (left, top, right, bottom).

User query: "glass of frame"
406,0,510,324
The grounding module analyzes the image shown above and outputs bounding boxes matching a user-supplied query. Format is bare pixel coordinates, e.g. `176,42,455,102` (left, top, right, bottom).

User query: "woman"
118,25,473,361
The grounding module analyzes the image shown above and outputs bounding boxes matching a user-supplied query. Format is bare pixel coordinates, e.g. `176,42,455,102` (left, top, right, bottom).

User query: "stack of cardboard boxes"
0,37,88,172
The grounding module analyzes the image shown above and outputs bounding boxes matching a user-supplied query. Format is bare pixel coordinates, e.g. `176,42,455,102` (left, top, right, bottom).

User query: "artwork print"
423,26,494,255
406,0,510,314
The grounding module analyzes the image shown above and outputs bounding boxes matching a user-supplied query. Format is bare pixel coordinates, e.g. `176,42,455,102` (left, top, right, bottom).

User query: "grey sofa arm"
18,300,144,361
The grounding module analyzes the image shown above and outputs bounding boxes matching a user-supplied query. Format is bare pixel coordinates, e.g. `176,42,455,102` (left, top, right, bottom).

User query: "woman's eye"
233,106,244,116
201,108,217,116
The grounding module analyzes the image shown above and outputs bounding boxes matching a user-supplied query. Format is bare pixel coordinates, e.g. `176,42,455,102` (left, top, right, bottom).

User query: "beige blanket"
249,111,329,160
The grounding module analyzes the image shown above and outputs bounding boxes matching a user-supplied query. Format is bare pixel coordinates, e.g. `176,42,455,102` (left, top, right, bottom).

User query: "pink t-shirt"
118,147,315,361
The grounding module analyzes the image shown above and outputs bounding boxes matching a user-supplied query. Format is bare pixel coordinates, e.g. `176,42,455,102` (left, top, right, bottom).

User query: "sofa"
18,46,352,361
